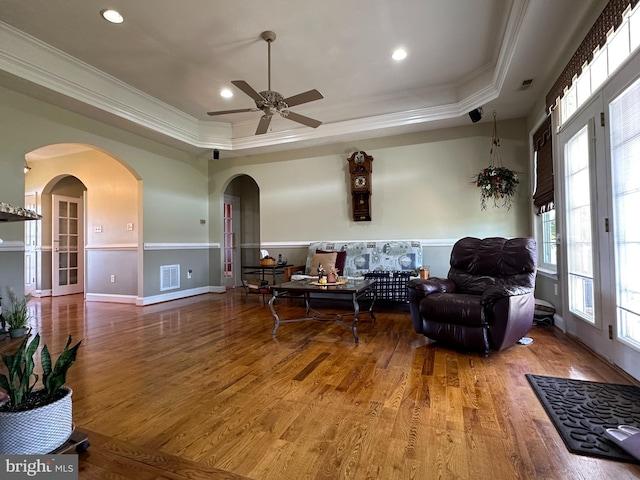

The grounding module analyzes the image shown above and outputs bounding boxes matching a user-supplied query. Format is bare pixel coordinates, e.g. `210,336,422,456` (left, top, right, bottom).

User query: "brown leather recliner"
408,237,537,353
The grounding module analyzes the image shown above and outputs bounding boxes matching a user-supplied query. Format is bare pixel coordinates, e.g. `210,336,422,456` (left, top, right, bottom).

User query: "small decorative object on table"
327,267,338,284
473,111,519,210
260,255,276,266
317,264,327,284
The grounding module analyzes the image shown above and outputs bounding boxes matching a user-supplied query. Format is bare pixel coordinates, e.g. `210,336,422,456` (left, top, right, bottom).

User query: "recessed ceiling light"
220,89,233,98
101,9,124,24
392,49,407,61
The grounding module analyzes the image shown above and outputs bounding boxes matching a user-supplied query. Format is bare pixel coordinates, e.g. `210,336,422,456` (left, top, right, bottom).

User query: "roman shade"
532,116,554,214
546,0,639,112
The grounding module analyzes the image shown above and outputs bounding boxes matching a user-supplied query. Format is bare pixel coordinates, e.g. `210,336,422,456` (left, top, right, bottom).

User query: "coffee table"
268,279,377,343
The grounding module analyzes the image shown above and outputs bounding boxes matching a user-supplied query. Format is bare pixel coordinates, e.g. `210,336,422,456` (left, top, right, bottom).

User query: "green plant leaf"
41,344,52,376
1,333,81,407
0,374,10,393
45,335,81,398
41,344,52,393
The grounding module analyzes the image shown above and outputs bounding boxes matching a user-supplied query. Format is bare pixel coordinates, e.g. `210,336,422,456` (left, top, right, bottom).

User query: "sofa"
285,240,423,302
407,237,537,353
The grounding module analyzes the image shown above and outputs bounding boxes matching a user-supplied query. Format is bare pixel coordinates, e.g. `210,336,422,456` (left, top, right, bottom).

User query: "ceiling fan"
207,31,324,135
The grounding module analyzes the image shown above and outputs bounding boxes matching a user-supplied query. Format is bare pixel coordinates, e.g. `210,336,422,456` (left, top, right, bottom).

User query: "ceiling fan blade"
284,111,322,128
231,80,266,103
283,89,324,108
207,108,256,116
255,115,272,135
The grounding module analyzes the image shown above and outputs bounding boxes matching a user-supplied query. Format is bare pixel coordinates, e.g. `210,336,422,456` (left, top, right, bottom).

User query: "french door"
223,195,241,288
604,56,640,380
52,194,84,296
24,193,37,295
559,98,609,356
559,53,640,380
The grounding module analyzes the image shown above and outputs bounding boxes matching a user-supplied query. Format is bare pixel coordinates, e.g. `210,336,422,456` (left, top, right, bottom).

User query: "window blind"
533,116,554,213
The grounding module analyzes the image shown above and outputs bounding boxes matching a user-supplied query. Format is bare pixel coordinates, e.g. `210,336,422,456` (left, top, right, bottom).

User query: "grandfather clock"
347,151,373,221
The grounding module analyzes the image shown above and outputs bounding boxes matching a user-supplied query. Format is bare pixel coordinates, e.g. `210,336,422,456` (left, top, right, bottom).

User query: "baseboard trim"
553,313,565,332
86,293,137,304
136,286,225,306
33,289,52,297
46,286,227,306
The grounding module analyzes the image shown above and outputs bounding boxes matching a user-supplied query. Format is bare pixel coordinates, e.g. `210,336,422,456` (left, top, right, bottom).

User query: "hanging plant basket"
475,165,519,210
473,111,520,210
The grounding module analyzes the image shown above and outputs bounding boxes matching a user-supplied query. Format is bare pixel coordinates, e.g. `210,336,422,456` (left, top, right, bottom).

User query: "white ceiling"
0,0,601,158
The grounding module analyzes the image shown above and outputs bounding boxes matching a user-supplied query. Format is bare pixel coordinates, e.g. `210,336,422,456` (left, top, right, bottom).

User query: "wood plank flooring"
3,290,640,479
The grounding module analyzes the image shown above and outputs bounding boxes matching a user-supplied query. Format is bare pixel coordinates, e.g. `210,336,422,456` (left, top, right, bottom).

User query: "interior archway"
223,175,260,287
24,144,141,300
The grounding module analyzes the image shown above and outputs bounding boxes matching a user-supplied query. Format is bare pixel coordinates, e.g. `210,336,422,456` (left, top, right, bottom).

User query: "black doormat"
526,374,640,463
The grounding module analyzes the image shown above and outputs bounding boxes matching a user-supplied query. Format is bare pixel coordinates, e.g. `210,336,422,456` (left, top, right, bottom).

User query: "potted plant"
3,288,31,338
0,333,81,454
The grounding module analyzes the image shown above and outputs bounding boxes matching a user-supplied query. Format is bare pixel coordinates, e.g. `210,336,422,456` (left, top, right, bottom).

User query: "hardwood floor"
3,290,640,479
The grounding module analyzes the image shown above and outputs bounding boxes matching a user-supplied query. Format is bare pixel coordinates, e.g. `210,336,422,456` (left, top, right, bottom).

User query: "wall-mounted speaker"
213,149,220,160
468,107,484,123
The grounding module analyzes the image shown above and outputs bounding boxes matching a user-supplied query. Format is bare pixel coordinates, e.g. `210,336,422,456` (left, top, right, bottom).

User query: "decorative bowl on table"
260,256,276,266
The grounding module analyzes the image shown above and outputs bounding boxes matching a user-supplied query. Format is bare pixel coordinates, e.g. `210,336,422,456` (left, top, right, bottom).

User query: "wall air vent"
160,264,180,291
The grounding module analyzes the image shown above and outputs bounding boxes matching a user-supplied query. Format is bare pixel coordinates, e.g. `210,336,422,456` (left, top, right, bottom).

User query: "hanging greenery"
475,166,519,210
473,111,519,210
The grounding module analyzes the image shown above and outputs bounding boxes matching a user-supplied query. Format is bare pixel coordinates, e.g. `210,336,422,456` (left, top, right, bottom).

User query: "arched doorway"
25,144,141,300
223,175,260,288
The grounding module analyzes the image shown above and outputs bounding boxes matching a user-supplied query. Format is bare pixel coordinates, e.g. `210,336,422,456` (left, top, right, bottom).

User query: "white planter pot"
0,387,73,454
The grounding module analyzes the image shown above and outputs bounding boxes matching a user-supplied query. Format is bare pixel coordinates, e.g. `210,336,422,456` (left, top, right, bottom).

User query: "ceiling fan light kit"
207,31,324,135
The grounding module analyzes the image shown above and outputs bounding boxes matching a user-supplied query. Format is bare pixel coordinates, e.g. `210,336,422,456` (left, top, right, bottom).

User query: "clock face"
354,176,367,188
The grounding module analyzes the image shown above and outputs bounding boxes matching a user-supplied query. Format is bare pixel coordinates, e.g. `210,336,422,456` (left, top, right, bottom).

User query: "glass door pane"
52,194,84,297
564,124,596,323
223,202,233,278
610,75,640,348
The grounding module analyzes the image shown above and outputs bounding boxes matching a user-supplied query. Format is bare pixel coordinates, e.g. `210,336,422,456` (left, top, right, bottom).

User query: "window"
540,210,557,269
532,117,555,271
558,3,640,125
564,124,595,323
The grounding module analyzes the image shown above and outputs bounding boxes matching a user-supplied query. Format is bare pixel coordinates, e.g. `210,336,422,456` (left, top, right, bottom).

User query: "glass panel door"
610,75,640,349
52,194,84,296
558,95,608,357
223,195,241,288
564,123,596,323
24,193,38,296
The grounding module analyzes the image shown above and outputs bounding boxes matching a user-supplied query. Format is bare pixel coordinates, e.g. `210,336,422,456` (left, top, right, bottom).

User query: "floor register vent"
160,264,180,291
